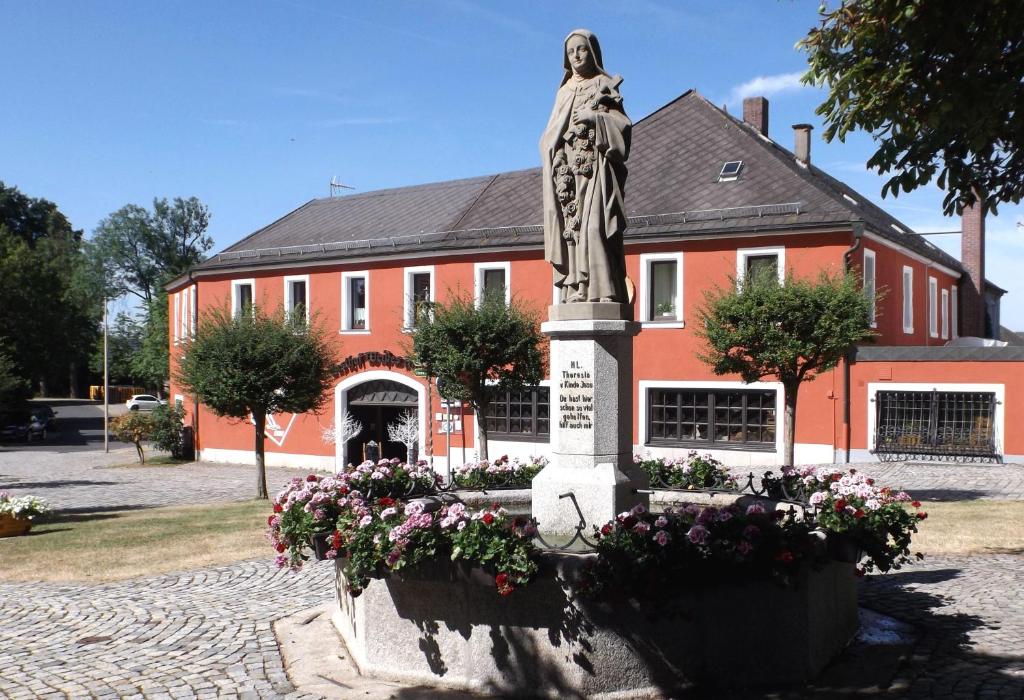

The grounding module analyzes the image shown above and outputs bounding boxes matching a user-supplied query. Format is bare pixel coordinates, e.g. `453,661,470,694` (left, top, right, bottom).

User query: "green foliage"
698,270,872,387
132,292,170,391
697,269,873,465
90,312,143,385
110,411,155,464
635,452,737,491
150,403,186,457
410,291,544,460
0,349,31,410
175,305,336,498
0,182,100,396
91,197,212,304
800,1,1024,215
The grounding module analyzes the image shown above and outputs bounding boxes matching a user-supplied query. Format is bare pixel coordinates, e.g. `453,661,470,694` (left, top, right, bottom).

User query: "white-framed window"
639,252,684,327
941,288,950,340
951,286,959,339
284,274,310,325
176,285,196,342
341,271,370,333
231,279,255,318
474,261,510,306
403,266,435,330
173,291,181,343
928,275,938,338
737,246,785,285
862,248,877,328
902,266,914,334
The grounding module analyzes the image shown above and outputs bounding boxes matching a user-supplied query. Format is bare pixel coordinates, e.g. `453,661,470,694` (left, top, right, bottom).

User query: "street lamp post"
103,296,109,453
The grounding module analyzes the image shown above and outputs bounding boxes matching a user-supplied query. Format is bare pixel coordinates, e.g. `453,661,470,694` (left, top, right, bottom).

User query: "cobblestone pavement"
0,448,330,513
859,554,1024,699
1,450,1022,698
0,561,335,699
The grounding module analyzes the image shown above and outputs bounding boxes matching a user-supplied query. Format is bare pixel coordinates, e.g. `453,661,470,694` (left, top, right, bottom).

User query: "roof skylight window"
718,160,743,182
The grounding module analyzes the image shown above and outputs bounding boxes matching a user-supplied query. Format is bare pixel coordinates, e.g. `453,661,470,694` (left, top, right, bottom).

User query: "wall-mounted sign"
332,350,415,377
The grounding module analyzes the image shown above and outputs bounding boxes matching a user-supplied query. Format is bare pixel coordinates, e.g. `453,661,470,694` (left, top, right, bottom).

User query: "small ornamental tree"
697,269,874,467
176,306,336,499
150,403,186,458
410,291,544,461
111,411,155,464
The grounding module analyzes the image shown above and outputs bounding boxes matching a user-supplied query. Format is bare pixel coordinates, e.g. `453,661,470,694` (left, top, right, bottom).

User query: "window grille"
874,390,997,460
648,388,775,448
485,388,550,441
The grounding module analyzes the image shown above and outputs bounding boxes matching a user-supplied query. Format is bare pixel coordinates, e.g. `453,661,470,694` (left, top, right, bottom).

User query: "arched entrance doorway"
335,371,426,466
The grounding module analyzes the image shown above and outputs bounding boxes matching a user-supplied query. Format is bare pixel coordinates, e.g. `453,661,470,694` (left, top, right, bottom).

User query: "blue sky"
3,1,1021,326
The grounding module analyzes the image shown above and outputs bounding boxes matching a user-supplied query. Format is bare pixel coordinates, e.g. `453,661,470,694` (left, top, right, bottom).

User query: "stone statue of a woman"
541,29,631,304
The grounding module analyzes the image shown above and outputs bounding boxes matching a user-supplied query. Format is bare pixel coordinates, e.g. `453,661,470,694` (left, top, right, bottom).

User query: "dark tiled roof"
189,91,963,278
853,345,1024,362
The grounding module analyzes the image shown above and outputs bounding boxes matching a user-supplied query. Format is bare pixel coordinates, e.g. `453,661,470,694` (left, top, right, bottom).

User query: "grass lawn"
910,500,1024,556
0,500,273,583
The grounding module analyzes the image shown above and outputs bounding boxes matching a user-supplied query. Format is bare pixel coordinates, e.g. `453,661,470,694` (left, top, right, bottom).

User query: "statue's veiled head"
561,29,607,84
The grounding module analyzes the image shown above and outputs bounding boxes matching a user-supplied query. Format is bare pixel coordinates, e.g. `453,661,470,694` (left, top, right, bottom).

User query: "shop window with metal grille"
484,387,550,441
647,388,776,448
874,390,997,459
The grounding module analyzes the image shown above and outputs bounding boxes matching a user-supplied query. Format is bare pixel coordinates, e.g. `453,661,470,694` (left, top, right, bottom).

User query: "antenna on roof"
330,176,354,197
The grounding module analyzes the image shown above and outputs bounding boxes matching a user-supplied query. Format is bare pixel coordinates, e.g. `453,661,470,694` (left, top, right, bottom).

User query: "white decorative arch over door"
334,370,427,467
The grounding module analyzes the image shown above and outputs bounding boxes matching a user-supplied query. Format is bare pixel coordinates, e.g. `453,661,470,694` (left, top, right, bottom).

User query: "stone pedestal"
533,305,645,534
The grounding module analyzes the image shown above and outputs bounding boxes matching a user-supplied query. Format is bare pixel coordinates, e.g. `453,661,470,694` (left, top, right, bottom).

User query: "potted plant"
655,301,676,319
0,492,51,537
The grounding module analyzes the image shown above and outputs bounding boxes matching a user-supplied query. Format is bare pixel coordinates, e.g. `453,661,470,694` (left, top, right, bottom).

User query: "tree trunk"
254,411,269,500
135,440,145,464
783,382,799,468
476,402,489,462
68,360,79,399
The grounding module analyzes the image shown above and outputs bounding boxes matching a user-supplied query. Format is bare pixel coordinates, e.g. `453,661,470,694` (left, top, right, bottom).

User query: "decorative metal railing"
874,390,999,462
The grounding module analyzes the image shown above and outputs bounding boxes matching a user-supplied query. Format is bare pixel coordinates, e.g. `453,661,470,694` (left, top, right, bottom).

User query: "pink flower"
737,540,753,555
654,515,668,528
686,524,709,545
654,530,670,546
358,514,373,528
745,503,766,516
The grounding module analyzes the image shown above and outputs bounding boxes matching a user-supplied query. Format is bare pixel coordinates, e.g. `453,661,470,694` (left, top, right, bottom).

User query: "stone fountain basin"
332,553,858,698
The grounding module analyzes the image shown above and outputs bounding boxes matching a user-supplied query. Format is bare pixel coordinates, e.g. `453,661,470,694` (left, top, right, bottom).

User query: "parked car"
126,394,166,411
30,405,57,430
0,411,46,442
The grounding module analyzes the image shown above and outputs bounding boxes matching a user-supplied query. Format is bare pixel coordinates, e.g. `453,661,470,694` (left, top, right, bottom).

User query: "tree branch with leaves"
697,269,875,466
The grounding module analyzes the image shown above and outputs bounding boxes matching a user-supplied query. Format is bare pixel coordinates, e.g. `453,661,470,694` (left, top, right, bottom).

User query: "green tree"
697,269,874,467
92,197,212,304
150,403,187,458
0,348,31,410
176,307,336,499
409,291,544,461
90,312,143,385
91,196,213,393
800,0,1024,215
0,182,100,397
110,411,155,464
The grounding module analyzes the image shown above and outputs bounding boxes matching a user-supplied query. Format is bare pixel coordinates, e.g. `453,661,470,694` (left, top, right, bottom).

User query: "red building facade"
168,92,1019,469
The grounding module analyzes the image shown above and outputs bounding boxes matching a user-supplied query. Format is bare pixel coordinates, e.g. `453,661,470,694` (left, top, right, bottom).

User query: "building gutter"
840,221,864,463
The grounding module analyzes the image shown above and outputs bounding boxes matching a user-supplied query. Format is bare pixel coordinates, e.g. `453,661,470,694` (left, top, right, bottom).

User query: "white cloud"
728,71,808,107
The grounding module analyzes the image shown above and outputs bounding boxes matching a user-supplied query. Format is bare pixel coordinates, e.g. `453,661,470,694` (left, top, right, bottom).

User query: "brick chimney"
793,124,813,165
743,97,769,136
960,200,986,337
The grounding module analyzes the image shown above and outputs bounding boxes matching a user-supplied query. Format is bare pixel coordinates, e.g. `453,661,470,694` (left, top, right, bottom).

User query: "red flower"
339,486,349,495
912,501,921,508
267,514,277,526
831,474,842,483
378,497,396,508
495,572,514,596
774,550,795,563
854,508,865,520
491,501,500,511
275,542,286,553
482,512,495,525
916,511,928,520
834,499,847,512
621,515,637,529
331,529,342,550
600,523,613,536
866,478,875,486
306,474,318,482
273,503,283,513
